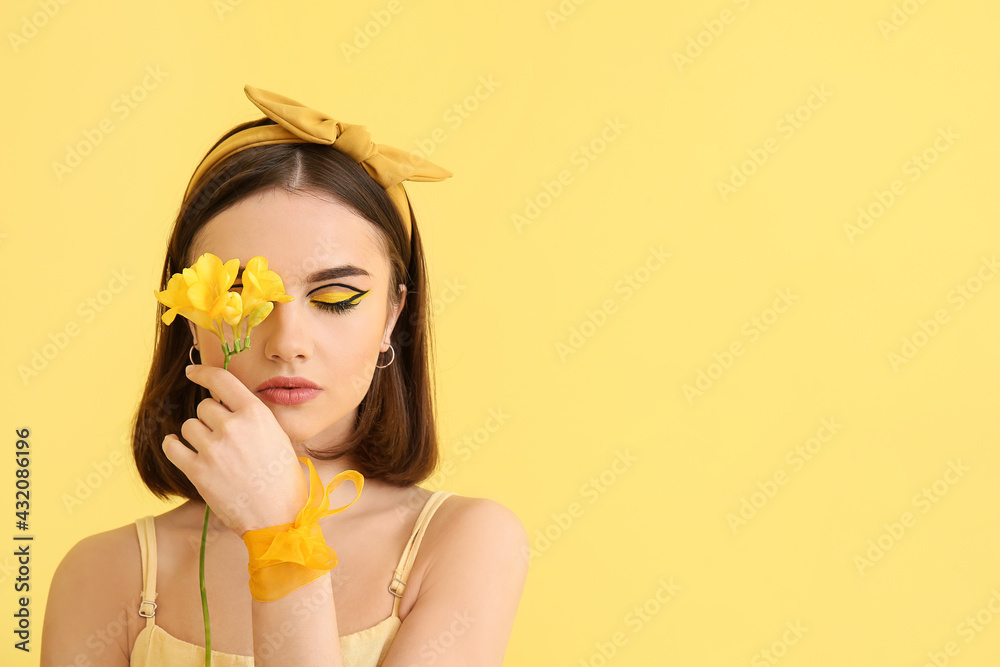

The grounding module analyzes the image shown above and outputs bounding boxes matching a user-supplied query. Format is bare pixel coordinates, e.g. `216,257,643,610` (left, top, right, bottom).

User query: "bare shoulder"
385,493,530,665
401,492,530,603
41,521,143,666
427,494,529,559
414,493,530,604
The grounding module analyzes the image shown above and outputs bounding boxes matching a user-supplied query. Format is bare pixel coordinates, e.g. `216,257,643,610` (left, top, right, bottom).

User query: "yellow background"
3,0,1000,664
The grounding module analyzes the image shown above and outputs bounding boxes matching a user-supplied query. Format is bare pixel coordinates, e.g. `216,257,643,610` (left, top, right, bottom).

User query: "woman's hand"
161,364,309,537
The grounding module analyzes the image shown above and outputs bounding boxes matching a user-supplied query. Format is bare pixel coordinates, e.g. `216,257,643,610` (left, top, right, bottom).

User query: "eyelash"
231,285,368,315
311,292,367,314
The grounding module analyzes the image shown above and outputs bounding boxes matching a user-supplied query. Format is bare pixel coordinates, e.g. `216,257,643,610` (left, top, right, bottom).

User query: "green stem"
201,503,212,666
200,349,233,667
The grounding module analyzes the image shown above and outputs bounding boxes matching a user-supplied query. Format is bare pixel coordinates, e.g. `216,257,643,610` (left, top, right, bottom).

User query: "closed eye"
311,289,370,314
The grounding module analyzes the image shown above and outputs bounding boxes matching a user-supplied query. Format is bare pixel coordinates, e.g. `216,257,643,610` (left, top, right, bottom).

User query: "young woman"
41,85,529,666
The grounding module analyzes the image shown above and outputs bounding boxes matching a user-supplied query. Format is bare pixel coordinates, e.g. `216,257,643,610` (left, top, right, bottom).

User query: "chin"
276,416,348,446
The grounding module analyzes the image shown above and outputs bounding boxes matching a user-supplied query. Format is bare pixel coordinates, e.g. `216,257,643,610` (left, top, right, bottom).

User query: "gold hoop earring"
189,344,200,365
375,344,395,369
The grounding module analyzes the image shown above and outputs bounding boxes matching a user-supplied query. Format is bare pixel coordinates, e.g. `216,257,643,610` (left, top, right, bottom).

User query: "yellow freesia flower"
154,253,244,346
240,256,294,341
154,252,296,363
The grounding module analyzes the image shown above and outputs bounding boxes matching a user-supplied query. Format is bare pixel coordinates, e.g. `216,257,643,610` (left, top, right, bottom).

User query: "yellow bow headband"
183,85,453,243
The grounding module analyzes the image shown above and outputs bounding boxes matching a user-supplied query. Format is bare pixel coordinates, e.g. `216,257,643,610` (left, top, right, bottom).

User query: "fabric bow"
241,456,364,602
183,84,452,244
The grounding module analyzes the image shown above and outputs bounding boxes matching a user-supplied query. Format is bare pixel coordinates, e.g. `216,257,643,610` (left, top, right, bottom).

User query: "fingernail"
185,365,193,374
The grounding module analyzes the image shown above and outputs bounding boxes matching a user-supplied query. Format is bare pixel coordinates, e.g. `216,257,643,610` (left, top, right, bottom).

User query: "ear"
382,283,407,348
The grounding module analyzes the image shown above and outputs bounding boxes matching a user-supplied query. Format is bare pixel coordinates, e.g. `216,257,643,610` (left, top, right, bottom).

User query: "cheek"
193,332,227,367
325,342,378,397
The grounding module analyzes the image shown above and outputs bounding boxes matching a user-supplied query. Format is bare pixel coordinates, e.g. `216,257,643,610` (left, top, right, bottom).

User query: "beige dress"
129,490,455,666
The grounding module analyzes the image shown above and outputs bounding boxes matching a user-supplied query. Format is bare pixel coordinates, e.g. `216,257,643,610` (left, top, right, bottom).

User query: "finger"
185,364,256,412
162,434,198,474
180,417,214,454
195,395,234,430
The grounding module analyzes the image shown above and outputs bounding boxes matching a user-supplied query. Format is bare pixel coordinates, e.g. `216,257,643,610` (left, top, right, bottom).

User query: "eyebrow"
236,264,372,284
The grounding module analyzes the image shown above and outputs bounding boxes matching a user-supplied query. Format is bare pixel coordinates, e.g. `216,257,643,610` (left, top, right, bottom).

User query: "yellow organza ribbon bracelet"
241,456,364,602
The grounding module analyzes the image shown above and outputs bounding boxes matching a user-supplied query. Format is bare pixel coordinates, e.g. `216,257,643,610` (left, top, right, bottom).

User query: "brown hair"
132,118,439,502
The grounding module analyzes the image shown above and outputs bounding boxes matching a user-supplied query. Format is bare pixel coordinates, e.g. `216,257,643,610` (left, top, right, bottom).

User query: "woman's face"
185,187,406,453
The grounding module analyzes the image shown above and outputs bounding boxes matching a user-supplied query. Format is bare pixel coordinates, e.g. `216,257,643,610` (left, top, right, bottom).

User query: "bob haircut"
132,117,439,502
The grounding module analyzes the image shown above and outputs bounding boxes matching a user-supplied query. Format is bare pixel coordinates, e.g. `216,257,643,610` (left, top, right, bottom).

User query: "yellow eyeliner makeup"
311,290,370,305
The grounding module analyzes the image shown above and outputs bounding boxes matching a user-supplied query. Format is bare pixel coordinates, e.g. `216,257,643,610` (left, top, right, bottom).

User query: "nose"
259,299,312,362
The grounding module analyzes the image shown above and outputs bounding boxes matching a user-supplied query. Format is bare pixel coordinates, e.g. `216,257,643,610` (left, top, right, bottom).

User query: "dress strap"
388,490,455,616
135,516,158,628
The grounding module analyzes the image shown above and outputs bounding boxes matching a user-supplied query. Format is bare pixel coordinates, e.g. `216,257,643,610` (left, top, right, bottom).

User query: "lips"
255,376,322,405
255,376,321,392
257,386,321,406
